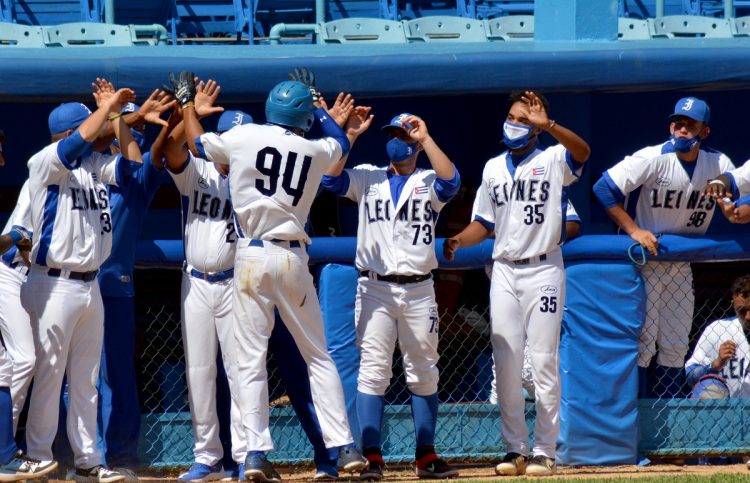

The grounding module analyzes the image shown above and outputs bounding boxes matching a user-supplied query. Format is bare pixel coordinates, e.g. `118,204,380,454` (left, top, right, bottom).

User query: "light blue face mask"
503,121,534,150
386,137,418,163
669,134,700,153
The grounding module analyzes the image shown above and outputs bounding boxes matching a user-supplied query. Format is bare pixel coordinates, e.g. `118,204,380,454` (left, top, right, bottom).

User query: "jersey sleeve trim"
56,132,87,170
321,172,350,195
474,214,495,231
565,149,583,177
593,172,625,209
434,166,461,202
195,136,208,161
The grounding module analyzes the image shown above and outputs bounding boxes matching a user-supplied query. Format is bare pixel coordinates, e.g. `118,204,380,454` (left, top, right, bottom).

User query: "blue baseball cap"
381,112,415,133
48,102,92,135
217,110,253,133
121,102,139,114
669,97,710,124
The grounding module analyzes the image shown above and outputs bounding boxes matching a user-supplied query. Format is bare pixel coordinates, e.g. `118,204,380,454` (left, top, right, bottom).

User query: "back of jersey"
200,123,342,243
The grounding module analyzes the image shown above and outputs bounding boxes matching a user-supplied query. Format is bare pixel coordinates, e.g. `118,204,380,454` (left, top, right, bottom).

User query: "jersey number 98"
255,147,312,207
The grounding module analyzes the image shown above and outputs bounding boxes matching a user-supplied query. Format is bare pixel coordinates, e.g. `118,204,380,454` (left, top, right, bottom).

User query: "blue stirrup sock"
357,392,385,450
411,392,438,448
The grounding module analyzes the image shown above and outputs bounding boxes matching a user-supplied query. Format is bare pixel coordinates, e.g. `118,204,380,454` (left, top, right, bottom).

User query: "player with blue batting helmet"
265,80,315,132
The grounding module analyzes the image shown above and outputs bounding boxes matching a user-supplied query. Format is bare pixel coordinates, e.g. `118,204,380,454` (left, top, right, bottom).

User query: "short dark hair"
508,90,551,116
731,275,750,298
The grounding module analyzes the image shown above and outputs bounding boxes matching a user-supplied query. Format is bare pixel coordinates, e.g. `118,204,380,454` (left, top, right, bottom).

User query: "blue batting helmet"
265,80,315,132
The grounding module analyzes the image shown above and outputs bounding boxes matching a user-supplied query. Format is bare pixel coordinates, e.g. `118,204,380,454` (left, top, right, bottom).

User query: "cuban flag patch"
414,185,429,194
531,166,545,176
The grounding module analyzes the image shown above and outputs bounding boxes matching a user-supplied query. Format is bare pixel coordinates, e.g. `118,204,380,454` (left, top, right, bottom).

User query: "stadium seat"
44,21,133,46
8,0,102,25
474,0,534,19
483,14,533,40
652,14,734,38
618,17,655,39
733,15,750,35
129,23,169,45
319,17,407,43
405,15,487,42
0,21,47,45
167,0,252,44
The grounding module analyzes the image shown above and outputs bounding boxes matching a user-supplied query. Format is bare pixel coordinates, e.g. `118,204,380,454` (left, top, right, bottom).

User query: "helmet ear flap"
265,81,315,132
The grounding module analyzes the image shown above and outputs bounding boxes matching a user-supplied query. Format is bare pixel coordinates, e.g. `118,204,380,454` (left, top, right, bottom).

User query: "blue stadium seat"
168,0,253,44
733,14,750,34
319,17,407,43
0,21,47,45
483,14,533,40
618,17,655,39
44,21,133,46
8,0,102,25
618,0,686,18
652,14,733,37
405,15,486,41
474,0,534,19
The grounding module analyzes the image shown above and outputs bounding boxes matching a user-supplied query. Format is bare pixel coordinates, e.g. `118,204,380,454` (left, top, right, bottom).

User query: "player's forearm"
78,104,116,142
454,221,492,249
605,204,640,235
151,114,183,167
182,106,204,157
112,116,143,163
421,136,454,179
544,123,590,164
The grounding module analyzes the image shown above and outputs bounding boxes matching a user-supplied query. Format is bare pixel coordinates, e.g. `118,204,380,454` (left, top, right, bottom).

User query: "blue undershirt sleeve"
320,171,351,196
315,108,350,156
593,172,626,209
434,167,461,202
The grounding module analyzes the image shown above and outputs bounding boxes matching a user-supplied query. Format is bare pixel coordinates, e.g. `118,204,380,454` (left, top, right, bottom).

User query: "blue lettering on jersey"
721,357,747,380
191,191,233,220
70,187,109,211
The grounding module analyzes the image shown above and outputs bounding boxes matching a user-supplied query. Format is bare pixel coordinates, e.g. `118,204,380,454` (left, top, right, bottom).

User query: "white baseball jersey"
473,144,581,261
1,180,32,268
27,142,122,271
169,153,235,272
605,148,734,234
198,124,342,243
724,159,750,197
343,165,448,276
685,317,750,398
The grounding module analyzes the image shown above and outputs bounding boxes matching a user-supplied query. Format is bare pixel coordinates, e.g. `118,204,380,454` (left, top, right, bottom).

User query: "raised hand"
321,92,354,128
403,115,429,143
521,91,551,129
139,89,176,127
345,106,374,138
194,79,224,118
289,66,320,102
92,77,116,108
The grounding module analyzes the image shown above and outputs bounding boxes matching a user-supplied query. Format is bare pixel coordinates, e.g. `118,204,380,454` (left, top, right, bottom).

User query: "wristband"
546,120,556,130
181,102,195,110
108,112,123,122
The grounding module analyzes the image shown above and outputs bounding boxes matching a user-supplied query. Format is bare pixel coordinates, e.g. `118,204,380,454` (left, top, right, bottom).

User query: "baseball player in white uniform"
593,97,734,399
0,181,36,431
21,81,143,483
685,275,750,398
445,91,590,477
321,110,460,480
174,73,365,482
155,83,248,481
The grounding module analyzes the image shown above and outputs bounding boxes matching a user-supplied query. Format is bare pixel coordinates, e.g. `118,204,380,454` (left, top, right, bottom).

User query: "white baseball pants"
0,263,35,431
181,274,246,465
355,277,439,397
21,267,103,468
232,240,354,451
638,261,695,368
490,250,565,459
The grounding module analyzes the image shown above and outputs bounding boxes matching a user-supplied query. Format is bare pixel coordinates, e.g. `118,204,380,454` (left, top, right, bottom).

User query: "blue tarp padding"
558,260,645,465
316,263,361,448
4,42,750,101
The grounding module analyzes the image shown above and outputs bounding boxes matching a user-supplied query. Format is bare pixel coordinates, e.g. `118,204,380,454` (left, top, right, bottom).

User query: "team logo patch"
366,187,379,197
198,177,209,189
532,167,546,176
540,285,558,295
414,185,429,195
656,177,671,186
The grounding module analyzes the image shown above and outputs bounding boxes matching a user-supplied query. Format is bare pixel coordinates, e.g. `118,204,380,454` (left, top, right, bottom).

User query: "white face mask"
503,121,533,149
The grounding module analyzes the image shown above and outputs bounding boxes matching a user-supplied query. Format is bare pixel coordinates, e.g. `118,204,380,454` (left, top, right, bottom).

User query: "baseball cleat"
178,463,224,482
222,463,245,481
338,446,366,473
244,454,280,483
415,455,458,479
312,463,338,481
525,455,556,477
359,459,384,481
494,452,527,476
0,450,57,481
72,465,125,483
111,467,139,482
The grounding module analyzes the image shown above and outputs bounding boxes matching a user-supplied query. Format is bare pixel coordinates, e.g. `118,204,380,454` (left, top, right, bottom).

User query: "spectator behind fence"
685,275,750,398
593,97,735,399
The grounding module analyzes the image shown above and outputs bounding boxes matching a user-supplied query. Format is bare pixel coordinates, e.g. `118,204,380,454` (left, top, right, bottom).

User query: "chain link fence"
132,260,750,466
